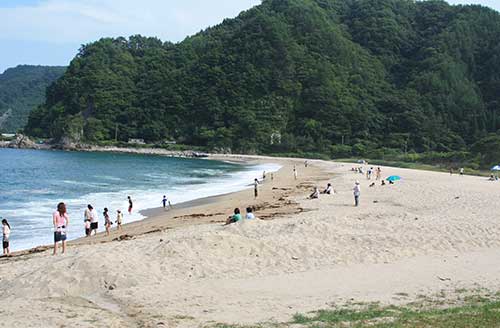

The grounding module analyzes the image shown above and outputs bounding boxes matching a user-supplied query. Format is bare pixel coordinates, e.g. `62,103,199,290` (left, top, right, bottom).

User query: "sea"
0,148,280,251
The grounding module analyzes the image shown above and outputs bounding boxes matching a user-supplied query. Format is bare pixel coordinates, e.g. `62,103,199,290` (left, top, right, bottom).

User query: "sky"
0,0,499,73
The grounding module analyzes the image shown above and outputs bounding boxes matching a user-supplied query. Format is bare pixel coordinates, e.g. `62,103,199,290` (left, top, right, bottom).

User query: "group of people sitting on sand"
225,207,256,225
308,183,334,199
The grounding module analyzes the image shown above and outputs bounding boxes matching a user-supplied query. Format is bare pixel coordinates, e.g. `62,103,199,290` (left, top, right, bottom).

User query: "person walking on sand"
115,210,123,230
460,167,464,176
376,167,381,180
103,208,112,236
293,165,298,180
53,202,69,255
254,178,259,198
128,196,133,214
2,218,11,256
353,181,361,207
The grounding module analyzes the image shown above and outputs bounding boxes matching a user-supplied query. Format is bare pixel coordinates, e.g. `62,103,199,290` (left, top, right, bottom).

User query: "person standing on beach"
84,219,91,237
460,168,464,176
353,181,361,207
376,167,381,180
293,165,298,180
116,210,123,230
53,202,69,255
162,196,168,210
87,205,99,236
2,218,11,256
254,178,259,198
103,208,112,236
128,196,133,214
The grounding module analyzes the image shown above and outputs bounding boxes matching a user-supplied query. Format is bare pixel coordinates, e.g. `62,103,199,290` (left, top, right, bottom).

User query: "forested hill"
25,0,500,165
0,65,65,132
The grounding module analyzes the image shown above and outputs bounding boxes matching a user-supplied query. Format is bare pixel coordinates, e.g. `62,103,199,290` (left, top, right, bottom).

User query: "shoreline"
2,153,319,256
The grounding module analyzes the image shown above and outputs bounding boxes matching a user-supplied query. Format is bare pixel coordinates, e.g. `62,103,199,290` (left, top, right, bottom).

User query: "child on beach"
116,210,123,230
245,207,255,220
84,219,91,237
225,208,241,225
2,218,11,256
104,208,112,236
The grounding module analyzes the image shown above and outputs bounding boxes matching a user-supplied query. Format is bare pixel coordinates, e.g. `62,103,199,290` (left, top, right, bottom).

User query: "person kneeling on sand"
322,183,333,195
225,208,242,225
309,187,320,199
245,207,255,219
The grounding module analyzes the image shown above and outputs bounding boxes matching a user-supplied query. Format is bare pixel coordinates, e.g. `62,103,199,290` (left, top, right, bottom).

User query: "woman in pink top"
53,202,69,255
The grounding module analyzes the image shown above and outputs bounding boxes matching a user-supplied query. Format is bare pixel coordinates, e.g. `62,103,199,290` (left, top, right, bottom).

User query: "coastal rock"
7,134,38,149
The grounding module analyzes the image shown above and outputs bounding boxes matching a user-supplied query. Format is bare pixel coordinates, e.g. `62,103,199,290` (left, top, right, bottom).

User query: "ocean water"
0,149,280,251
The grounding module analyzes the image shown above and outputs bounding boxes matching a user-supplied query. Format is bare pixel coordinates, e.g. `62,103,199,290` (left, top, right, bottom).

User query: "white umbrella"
491,165,500,171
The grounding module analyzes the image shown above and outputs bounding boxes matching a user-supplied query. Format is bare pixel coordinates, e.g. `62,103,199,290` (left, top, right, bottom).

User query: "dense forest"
0,65,65,132
25,0,500,167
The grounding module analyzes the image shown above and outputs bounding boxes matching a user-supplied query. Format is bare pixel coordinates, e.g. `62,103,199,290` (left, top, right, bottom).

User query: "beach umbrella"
491,165,500,171
386,175,401,182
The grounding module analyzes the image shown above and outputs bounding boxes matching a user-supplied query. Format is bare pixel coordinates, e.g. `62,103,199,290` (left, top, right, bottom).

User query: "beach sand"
1,155,500,327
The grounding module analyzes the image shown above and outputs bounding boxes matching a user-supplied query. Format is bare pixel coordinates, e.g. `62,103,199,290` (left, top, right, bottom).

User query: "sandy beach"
1,155,500,327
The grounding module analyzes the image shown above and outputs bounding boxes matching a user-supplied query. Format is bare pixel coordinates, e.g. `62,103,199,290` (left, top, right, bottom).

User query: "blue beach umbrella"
491,165,500,171
386,175,401,182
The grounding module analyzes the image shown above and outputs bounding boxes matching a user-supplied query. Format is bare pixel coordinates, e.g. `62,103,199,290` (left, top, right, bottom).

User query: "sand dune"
1,158,500,327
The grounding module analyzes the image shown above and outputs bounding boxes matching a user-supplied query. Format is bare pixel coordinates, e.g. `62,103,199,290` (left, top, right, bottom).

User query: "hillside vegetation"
25,0,500,167
0,65,65,132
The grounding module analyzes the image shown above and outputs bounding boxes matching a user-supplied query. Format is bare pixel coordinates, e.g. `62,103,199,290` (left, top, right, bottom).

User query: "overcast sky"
0,0,499,73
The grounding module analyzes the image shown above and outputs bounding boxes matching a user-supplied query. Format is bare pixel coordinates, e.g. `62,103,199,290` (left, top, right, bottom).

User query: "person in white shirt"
322,183,333,195
85,204,99,235
309,187,320,199
353,181,361,207
245,207,255,220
